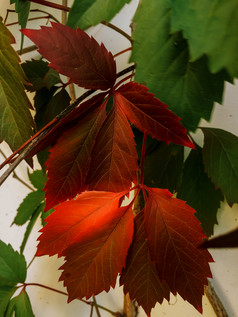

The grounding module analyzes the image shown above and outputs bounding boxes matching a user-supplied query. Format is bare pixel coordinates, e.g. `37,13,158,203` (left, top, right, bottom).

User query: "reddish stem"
113,47,132,58
140,133,147,186
29,0,70,11
113,73,134,91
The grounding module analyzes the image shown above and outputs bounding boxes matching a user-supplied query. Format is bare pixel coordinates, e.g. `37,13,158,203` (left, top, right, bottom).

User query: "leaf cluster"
1,0,238,316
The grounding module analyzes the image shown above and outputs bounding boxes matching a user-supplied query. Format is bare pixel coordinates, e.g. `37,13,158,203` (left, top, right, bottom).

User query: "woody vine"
1,1,238,316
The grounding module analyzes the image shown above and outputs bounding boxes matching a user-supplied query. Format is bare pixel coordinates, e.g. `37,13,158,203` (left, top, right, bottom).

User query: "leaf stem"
28,0,70,11
93,296,102,317
24,283,119,315
0,150,34,191
113,73,134,90
101,21,132,43
140,133,147,186
114,47,132,58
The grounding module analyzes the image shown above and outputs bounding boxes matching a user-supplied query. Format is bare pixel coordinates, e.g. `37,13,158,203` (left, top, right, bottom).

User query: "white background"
1,1,238,316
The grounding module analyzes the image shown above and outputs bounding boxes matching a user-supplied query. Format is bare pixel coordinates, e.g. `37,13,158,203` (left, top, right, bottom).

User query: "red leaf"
144,188,213,313
86,105,138,192
22,23,116,90
114,82,194,148
44,105,107,211
36,191,134,301
28,92,106,158
120,211,170,315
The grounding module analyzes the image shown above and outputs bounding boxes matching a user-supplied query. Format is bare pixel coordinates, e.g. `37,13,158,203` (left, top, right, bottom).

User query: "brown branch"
28,0,70,11
101,21,132,43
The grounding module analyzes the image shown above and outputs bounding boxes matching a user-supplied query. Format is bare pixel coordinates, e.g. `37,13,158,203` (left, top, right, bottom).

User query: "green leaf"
34,88,70,130
170,0,238,77
178,146,223,236
67,0,131,30
5,290,35,317
0,20,34,151
0,286,16,317
11,0,31,29
202,128,238,205
40,203,54,227
130,0,226,131
22,60,61,92
144,143,184,192
13,190,45,226
20,203,44,254
28,170,47,191
0,241,26,286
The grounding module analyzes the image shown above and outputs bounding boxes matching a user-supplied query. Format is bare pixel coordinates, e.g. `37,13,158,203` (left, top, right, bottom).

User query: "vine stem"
114,47,132,58
101,21,132,43
0,65,135,184
23,283,119,316
28,0,70,11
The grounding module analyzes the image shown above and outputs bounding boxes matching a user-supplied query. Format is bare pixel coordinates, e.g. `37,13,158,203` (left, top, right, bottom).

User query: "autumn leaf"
28,92,107,158
120,211,170,315
36,191,134,301
44,105,107,211
86,105,138,192
22,23,116,90
144,187,213,313
114,82,194,148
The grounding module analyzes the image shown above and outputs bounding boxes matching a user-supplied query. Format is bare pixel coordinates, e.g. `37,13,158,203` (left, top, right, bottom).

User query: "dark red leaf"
28,92,107,158
44,105,107,211
144,187,213,313
22,23,116,90
86,105,138,192
114,82,194,148
36,191,134,301
120,211,170,315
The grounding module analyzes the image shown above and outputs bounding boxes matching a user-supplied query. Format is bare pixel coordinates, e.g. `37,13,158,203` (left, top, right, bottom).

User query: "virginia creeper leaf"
36,191,134,301
34,88,71,130
22,60,61,92
67,0,131,30
28,92,107,158
170,0,238,77
0,20,34,151
13,190,45,226
120,211,170,315
0,286,17,317
86,105,138,192
201,228,238,249
202,128,238,205
20,203,45,254
130,0,226,131
144,143,184,192
114,82,194,148
44,105,106,211
144,188,213,313
5,290,35,317
28,170,47,191
22,23,116,90
0,241,26,286
10,0,31,29
178,146,223,236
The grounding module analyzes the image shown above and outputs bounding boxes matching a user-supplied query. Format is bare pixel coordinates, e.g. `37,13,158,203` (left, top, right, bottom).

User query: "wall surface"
1,1,238,316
